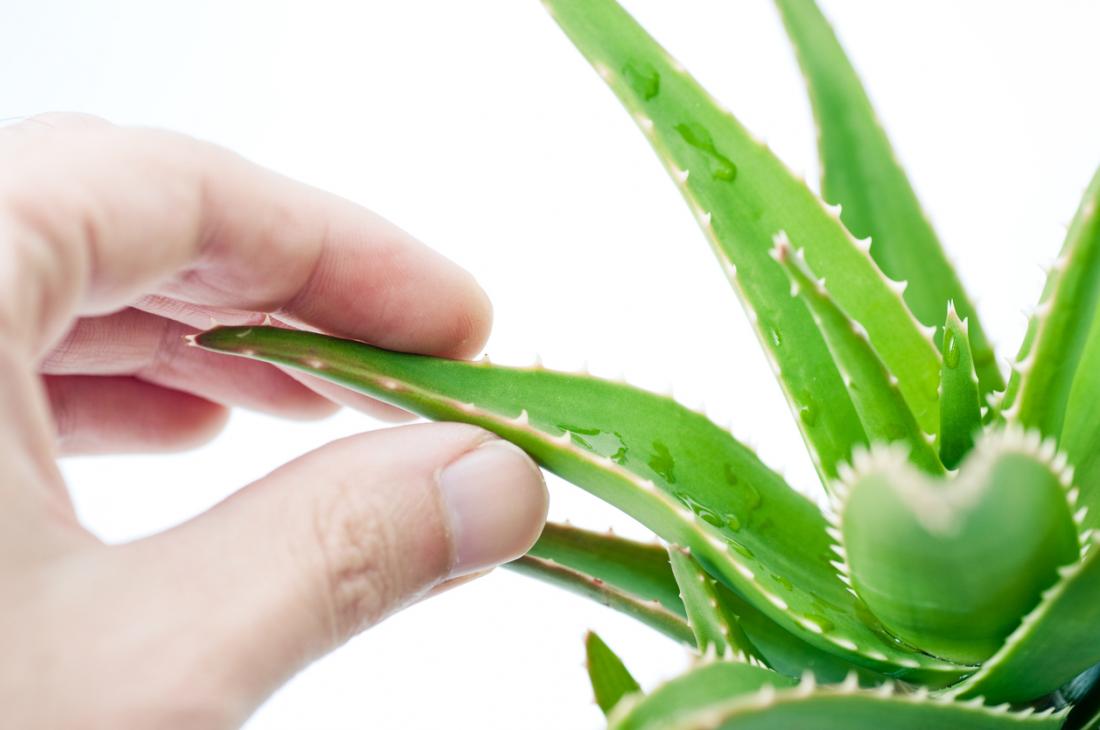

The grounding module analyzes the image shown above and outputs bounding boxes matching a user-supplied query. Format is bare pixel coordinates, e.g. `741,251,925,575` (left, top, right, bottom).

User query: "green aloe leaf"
836,428,1080,664
510,555,694,645
668,545,759,660
527,522,684,616
195,326,965,683
939,304,983,469
541,0,943,481
608,661,796,730
1056,174,1100,531
609,661,1062,730
1002,167,1100,438
586,631,642,717
773,0,1003,399
950,534,1100,704
772,236,941,474
520,523,882,684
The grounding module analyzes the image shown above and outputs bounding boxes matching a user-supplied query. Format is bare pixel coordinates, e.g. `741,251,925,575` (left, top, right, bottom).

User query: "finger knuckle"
309,479,403,641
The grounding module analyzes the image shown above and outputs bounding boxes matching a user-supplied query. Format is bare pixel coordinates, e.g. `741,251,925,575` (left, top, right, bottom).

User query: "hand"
0,114,548,728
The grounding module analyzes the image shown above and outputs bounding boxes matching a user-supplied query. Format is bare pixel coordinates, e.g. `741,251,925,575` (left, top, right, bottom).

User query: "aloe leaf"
586,631,642,716
522,523,882,684
608,662,796,730
527,522,684,616
939,304,983,469
610,662,1062,730
1057,182,1100,531
772,0,1003,399
716,585,884,686
510,555,694,645
1002,167,1100,437
195,326,966,683
541,0,943,478
772,236,942,474
836,428,1080,664
950,534,1100,704
668,545,759,660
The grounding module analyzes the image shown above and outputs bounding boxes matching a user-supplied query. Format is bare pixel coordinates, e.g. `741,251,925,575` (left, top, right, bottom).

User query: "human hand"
0,114,548,728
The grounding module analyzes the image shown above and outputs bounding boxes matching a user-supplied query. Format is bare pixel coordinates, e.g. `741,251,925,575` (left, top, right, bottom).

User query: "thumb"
130,422,547,720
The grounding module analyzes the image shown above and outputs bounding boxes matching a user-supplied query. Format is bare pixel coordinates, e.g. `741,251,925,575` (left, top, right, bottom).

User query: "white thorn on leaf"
633,113,654,133
834,637,858,652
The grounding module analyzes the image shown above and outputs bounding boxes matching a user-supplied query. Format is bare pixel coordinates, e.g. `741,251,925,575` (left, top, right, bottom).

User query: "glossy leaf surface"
838,429,1080,664
609,661,1061,730
542,0,943,479
939,304,983,469
196,326,963,682
773,0,1002,398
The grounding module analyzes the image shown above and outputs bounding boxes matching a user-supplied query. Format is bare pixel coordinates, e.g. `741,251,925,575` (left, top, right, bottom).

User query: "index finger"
0,116,492,359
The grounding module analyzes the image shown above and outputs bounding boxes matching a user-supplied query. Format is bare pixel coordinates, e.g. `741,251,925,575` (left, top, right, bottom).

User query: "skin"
0,114,548,728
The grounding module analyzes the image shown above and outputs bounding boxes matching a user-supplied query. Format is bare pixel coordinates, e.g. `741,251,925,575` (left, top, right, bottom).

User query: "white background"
3,1,1100,727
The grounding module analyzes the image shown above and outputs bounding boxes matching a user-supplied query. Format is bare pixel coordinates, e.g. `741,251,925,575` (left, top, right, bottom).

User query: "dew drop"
648,440,677,483
799,397,818,427
675,121,738,182
700,511,725,528
805,613,836,633
672,490,735,532
723,463,740,487
943,327,961,369
559,423,630,464
768,325,783,348
622,60,660,101
854,600,921,651
730,541,755,560
771,573,794,591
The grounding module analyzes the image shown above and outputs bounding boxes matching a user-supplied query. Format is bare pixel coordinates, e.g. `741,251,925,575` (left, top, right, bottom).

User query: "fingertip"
439,439,548,577
172,401,231,451
446,274,494,360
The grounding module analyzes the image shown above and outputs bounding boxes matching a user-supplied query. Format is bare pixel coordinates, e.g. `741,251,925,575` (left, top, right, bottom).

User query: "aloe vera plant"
193,1,1100,727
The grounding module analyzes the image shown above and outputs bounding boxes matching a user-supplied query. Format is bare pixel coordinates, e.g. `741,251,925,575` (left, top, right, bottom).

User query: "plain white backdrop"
4,1,1100,727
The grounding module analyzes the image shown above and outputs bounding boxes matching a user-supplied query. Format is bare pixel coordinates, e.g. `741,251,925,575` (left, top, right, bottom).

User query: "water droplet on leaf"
730,541,755,559
622,60,660,100
805,613,835,633
675,121,738,182
559,424,629,463
799,397,818,427
943,327,961,369
649,440,677,483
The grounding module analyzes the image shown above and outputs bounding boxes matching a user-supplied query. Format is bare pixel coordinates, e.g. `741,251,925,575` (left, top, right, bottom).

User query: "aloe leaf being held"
195,1,1100,727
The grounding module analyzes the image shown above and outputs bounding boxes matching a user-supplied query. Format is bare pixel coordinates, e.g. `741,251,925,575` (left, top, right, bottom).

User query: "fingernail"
439,439,548,577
